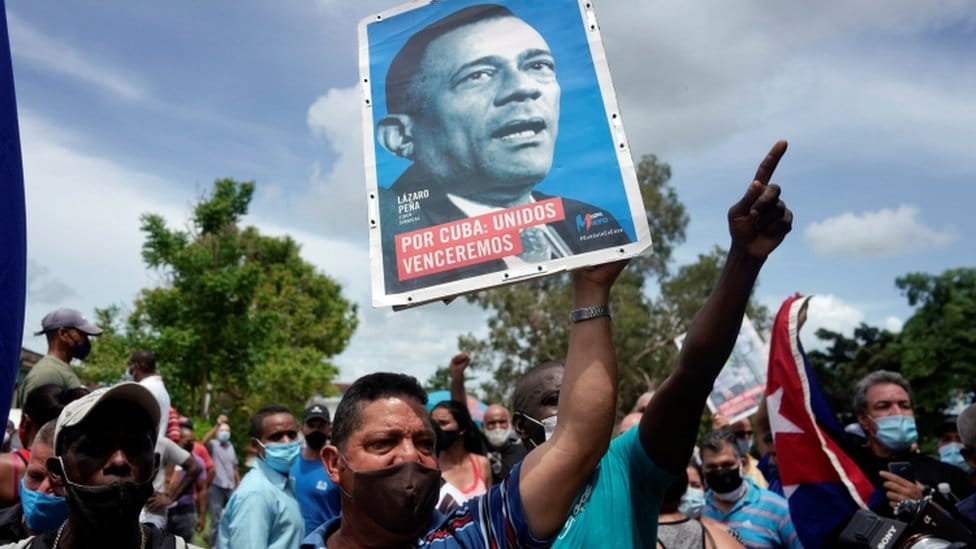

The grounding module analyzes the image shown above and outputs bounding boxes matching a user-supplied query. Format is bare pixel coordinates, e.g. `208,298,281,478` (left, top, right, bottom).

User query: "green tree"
90,179,357,423
892,268,976,421
78,305,136,386
806,323,900,418
456,154,768,410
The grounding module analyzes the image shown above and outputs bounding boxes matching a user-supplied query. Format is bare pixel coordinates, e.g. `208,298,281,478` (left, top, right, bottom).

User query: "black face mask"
339,458,440,538
304,431,328,451
704,467,743,494
70,337,92,360
58,457,155,533
435,427,460,452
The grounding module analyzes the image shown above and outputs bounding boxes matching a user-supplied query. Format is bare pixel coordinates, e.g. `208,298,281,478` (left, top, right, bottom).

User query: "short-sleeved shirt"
15,356,80,407
300,461,550,548
175,454,208,508
703,478,801,549
192,441,214,472
141,437,192,528
290,454,341,536
138,375,171,442
208,439,238,490
552,426,675,547
218,458,304,549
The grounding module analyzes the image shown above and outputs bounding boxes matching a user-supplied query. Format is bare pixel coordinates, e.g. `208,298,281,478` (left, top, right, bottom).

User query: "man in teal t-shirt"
511,141,795,547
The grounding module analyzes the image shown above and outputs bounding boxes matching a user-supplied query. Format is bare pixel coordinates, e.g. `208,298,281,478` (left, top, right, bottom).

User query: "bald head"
483,404,512,431
618,412,642,434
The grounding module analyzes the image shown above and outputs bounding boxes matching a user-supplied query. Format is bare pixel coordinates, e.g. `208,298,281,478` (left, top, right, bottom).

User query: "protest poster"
675,316,768,424
359,0,652,307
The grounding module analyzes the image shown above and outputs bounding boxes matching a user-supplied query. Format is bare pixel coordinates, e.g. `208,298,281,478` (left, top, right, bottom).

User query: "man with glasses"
700,429,800,548
714,413,769,490
16,309,101,408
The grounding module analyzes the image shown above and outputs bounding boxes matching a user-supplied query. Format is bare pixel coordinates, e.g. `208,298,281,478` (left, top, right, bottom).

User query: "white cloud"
302,85,369,240
7,13,147,101
594,1,976,159
20,108,485,384
884,316,904,333
803,294,865,341
803,205,958,257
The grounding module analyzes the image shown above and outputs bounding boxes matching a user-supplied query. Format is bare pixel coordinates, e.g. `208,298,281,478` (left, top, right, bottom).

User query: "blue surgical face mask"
258,440,301,474
678,487,706,518
735,437,753,458
19,478,68,533
871,415,917,452
217,430,231,442
938,442,972,473
122,368,134,382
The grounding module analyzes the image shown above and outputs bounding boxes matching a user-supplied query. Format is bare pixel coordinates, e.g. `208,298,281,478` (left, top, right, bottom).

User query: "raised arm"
640,140,793,473
519,260,627,537
448,353,470,405
201,414,227,446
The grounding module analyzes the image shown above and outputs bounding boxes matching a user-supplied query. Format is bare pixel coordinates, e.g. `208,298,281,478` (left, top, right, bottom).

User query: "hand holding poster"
359,0,652,307
675,315,768,423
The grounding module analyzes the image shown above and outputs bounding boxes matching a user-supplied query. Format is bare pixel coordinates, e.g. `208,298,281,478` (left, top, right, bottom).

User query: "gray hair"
700,429,741,459
852,370,913,417
958,404,976,449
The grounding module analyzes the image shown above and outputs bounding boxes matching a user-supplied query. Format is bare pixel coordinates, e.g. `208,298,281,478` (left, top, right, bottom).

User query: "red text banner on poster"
718,385,765,418
396,198,566,281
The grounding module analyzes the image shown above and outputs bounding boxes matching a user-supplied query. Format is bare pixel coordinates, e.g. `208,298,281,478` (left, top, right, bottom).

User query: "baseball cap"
34,308,103,336
54,382,161,454
303,404,330,424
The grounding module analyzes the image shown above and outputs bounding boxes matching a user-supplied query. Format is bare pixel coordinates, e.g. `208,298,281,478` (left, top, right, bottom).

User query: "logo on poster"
576,212,609,233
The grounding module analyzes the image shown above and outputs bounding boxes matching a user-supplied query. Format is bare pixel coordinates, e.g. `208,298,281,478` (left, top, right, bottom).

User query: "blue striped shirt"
704,478,801,549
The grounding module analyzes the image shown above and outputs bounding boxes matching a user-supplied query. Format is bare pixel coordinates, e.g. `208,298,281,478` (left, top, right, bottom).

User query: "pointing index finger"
753,140,788,186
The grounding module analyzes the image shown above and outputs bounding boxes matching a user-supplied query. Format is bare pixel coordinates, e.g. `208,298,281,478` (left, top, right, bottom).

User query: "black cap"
303,404,330,424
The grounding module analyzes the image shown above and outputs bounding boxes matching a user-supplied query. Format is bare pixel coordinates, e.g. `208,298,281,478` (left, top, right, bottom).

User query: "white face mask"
541,415,557,441
484,427,512,448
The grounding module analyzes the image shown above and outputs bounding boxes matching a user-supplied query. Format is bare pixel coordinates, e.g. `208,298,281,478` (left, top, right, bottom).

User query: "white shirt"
139,374,171,441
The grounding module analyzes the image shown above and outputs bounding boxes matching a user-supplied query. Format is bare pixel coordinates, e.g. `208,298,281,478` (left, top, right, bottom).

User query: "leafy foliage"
806,323,901,420
85,179,357,425
892,269,976,420
807,268,975,442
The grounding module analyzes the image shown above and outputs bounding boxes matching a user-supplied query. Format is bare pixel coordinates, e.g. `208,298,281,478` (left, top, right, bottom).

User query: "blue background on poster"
365,0,637,241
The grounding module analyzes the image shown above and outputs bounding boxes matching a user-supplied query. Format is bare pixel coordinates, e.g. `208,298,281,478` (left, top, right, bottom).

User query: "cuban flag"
0,0,27,430
765,295,879,548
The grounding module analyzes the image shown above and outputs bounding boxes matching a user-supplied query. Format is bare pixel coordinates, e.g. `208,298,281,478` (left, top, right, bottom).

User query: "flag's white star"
767,386,805,437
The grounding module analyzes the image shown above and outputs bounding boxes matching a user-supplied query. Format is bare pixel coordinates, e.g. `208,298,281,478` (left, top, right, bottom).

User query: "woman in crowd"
430,400,491,512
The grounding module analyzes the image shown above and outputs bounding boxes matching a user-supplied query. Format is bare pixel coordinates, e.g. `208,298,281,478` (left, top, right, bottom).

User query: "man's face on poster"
408,16,561,197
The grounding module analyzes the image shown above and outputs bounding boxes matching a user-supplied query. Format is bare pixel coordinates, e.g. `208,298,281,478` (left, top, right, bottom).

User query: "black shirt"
487,436,528,485
841,434,973,516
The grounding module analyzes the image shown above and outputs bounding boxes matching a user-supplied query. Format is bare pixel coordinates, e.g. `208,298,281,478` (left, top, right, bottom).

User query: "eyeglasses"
733,430,753,439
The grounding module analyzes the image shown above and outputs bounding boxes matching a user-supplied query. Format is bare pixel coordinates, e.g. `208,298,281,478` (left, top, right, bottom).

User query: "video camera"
839,497,976,548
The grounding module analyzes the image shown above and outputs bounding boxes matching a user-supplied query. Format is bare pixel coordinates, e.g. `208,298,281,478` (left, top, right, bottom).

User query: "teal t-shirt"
553,426,675,548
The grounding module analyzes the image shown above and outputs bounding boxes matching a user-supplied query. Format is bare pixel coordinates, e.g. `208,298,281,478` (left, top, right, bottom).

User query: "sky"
8,1,975,390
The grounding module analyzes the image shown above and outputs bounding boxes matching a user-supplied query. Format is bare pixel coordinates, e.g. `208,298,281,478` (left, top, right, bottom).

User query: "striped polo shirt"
703,477,801,548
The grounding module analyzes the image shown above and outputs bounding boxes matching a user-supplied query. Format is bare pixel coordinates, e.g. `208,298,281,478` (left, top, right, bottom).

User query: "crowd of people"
2,136,974,549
